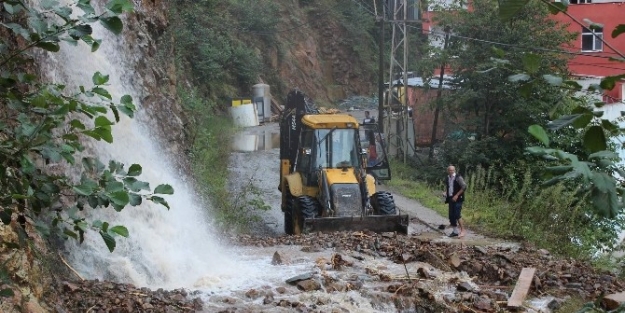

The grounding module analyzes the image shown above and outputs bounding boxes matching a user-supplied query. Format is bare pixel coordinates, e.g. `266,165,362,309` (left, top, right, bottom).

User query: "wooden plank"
507,267,536,308
271,97,282,114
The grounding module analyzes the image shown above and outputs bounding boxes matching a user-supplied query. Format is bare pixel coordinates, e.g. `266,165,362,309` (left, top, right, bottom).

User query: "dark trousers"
447,197,463,227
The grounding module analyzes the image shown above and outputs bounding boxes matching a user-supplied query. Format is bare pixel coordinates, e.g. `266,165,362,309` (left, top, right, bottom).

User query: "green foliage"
492,1,625,218
389,160,624,258
525,123,624,218
387,159,449,216
178,87,269,232
319,0,379,76
433,0,575,168
0,0,172,252
169,0,279,103
575,300,625,313
169,0,381,106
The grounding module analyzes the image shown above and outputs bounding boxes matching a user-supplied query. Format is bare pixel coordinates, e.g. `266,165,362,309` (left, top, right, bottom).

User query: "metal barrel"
303,214,409,234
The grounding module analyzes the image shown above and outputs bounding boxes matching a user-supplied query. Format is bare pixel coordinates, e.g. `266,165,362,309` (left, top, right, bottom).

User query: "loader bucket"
303,214,409,234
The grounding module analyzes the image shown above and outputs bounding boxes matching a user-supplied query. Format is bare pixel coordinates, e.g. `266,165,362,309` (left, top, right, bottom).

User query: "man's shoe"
448,232,459,238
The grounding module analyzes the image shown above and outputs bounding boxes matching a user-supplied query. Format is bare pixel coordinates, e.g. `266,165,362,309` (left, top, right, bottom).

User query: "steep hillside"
169,0,380,107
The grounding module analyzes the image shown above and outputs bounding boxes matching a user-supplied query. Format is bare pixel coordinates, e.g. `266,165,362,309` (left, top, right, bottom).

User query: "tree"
432,0,576,168
0,0,173,257
498,0,625,218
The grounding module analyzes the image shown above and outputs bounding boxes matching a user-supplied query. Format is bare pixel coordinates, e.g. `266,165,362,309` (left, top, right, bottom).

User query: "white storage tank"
229,100,259,127
252,84,271,123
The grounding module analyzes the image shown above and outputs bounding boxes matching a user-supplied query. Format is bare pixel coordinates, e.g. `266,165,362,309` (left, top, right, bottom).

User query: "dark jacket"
444,174,467,202
363,117,376,125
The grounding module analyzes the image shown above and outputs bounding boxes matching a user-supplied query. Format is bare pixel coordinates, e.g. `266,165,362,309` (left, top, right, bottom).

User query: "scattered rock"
566,282,583,289
449,253,461,268
604,292,625,310
263,294,274,305
401,253,413,262
62,281,80,292
301,245,323,252
474,246,488,255
473,296,493,311
533,276,542,290
271,251,283,265
54,279,203,312
548,298,564,310
417,266,437,279
296,279,321,292
457,282,473,292
286,272,315,285
495,253,514,263
44,228,625,313
245,289,260,299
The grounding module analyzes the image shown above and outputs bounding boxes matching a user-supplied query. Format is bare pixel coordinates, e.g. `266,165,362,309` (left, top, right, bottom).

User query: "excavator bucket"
303,214,409,234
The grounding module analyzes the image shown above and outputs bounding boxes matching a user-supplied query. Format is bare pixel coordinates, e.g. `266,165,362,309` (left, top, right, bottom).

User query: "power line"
568,62,625,72
416,26,625,61
353,1,625,61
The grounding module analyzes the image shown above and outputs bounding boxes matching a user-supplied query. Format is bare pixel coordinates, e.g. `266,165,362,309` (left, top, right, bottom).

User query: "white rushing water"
36,1,307,290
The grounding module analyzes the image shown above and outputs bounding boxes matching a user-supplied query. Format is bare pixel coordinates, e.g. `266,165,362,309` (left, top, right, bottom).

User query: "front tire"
284,193,294,235
293,196,319,235
371,191,397,215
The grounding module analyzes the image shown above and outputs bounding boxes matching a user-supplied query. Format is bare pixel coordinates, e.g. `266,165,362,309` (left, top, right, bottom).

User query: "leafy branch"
496,1,625,218
0,0,172,253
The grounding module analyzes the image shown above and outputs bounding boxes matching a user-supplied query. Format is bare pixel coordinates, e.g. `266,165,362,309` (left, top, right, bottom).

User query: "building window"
570,0,592,3
582,27,603,52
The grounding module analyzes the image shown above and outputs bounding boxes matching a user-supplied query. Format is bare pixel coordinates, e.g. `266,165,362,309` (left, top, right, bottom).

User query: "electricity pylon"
386,0,410,163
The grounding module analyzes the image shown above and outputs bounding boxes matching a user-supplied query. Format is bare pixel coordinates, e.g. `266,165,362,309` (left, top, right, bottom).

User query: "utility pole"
377,6,385,134
386,0,412,163
402,0,408,164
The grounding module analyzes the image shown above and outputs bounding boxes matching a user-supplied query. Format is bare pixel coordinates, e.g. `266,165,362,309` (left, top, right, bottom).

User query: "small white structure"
230,103,259,127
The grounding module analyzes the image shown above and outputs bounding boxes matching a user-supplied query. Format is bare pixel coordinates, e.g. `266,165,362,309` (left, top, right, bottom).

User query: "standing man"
363,110,376,125
444,165,467,238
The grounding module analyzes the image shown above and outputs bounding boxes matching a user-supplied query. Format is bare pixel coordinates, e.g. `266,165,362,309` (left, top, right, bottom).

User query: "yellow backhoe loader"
279,89,409,235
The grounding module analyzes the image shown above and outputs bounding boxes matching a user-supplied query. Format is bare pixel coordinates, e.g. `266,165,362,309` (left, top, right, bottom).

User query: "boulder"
296,279,321,292
603,292,625,310
271,251,283,265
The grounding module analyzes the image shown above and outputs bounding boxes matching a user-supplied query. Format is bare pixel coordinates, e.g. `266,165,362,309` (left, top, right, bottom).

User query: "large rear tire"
371,191,397,215
293,196,319,235
284,193,294,235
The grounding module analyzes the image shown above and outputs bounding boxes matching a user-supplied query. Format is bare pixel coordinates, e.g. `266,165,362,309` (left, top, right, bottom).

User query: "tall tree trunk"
428,31,451,160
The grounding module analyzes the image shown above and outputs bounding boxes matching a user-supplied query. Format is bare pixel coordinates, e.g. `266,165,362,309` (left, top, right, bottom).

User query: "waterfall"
35,2,258,290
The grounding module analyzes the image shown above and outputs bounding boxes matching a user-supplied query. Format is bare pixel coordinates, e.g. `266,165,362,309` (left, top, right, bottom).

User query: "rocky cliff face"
267,4,376,104
0,218,56,313
121,0,190,165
